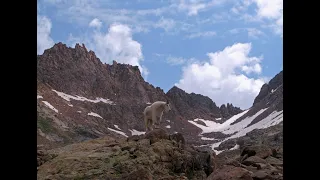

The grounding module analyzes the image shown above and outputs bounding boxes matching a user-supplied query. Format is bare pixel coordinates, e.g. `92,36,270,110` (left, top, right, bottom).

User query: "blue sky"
37,0,283,109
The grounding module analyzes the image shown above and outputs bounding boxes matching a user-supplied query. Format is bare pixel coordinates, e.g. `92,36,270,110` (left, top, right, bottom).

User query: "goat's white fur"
143,101,171,131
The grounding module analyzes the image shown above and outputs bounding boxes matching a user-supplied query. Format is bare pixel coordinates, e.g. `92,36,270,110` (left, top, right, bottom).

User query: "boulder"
265,156,283,166
242,156,267,166
206,165,253,180
145,129,169,144
241,145,272,159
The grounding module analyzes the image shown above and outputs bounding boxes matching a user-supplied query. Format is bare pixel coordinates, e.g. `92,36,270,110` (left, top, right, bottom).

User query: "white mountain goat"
143,100,171,131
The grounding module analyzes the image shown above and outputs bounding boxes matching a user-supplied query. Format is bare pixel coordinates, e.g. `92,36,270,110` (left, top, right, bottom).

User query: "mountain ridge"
37,42,282,154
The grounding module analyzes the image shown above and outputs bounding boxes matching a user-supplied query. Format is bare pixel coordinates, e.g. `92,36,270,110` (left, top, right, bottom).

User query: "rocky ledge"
37,128,282,180
37,129,216,180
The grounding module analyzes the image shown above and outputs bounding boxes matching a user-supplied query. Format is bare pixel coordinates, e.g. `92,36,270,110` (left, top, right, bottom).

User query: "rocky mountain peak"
37,43,147,99
166,86,242,120
219,103,242,118
253,70,283,106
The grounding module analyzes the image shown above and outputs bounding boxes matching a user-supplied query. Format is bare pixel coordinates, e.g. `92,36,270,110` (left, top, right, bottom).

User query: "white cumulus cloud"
254,0,282,19
37,15,54,55
175,43,266,109
89,18,102,29
231,0,283,36
254,0,283,35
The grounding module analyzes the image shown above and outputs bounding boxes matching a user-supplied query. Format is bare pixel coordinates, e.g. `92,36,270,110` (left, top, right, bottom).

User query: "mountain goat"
143,100,171,131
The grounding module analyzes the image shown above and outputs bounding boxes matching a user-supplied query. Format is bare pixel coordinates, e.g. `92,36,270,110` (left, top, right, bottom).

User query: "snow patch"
42,101,59,113
167,120,170,122
129,129,145,135
77,111,82,113
211,110,283,154
271,84,282,94
222,108,268,135
201,137,216,141
108,128,128,137
68,104,73,107
230,144,240,150
216,118,222,121
166,125,171,128
195,144,212,148
87,112,103,119
188,109,250,134
211,141,223,155
52,89,115,105
146,102,152,105
252,110,283,130
37,95,43,99
114,125,121,130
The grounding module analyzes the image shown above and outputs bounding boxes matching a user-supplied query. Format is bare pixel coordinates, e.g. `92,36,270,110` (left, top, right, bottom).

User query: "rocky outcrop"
219,103,242,119
38,127,282,180
37,129,216,180
210,143,283,180
220,103,243,118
